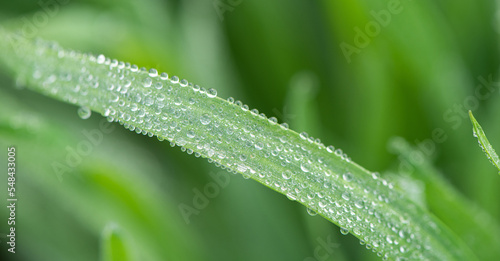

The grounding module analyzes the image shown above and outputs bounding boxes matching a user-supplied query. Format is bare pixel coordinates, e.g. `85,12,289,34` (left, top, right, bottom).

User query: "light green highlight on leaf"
469,110,500,174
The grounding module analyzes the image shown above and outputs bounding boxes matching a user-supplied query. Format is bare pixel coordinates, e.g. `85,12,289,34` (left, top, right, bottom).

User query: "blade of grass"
469,110,500,173
100,224,130,261
0,28,478,260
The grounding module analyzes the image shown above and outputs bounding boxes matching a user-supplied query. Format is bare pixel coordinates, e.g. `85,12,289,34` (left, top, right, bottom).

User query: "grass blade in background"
389,137,500,260
0,28,478,260
469,110,500,173
100,224,130,261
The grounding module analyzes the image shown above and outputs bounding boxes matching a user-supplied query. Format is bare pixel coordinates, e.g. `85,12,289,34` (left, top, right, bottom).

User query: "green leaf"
469,110,500,174
100,223,130,261
0,28,477,260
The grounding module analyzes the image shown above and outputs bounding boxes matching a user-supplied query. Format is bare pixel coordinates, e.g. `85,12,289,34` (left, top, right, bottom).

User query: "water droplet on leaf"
200,114,211,125
77,106,91,119
307,208,317,216
207,88,217,98
340,228,349,235
97,54,105,64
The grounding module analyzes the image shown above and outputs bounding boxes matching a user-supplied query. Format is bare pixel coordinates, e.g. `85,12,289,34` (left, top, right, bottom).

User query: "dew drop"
143,77,152,87
97,54,105,64
340,228,349,235
200,114,211,125
149,68,158,77
300,163,310,173
77,106,91,119
154,82,163,90
342,172,353,182
326,145,335,153
179,79,188,87
299,132,308,140
286,192,297,201
157,94,166,101
282,170,292,180
255,142,264,150
354,200,364,209
307,208,317,216
207,88,217,98
341,192,351,200
103,108,111,117
353,227,361,235
187,130,195,139
144,97,154,106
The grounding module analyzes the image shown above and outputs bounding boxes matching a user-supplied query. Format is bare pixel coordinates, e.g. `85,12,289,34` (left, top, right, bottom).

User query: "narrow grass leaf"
469,110,500,174
0,28,477,260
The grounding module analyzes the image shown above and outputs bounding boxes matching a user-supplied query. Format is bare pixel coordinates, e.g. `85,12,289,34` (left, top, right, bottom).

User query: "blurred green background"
1,0,500,260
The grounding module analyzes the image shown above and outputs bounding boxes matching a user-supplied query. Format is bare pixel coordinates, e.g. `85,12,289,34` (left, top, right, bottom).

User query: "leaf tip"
468,111,500,174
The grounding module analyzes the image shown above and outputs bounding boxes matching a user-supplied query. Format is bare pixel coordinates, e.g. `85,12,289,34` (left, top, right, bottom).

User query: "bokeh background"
1,0,500,260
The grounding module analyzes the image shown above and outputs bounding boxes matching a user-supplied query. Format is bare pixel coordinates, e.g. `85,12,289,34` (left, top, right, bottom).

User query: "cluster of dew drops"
28,40,434,261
